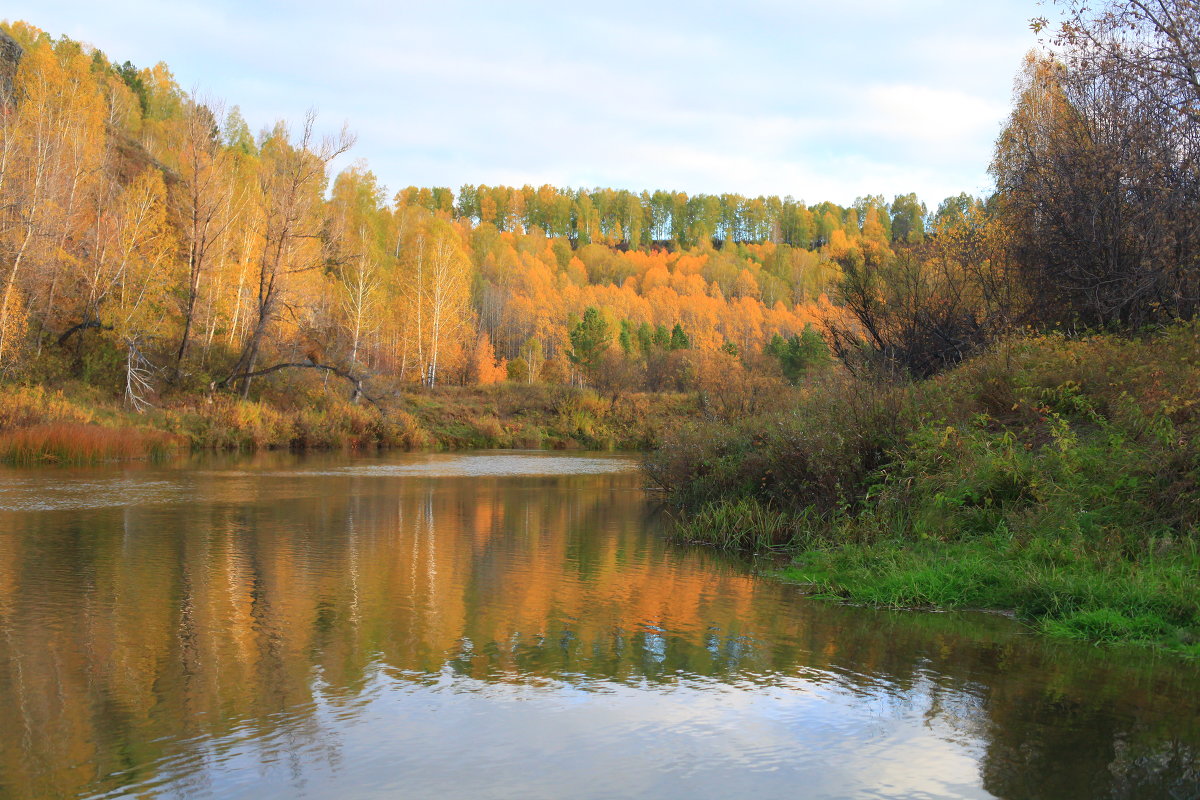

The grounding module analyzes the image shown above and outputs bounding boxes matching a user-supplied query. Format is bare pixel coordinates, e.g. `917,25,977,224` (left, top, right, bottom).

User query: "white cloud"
8,0,1046,207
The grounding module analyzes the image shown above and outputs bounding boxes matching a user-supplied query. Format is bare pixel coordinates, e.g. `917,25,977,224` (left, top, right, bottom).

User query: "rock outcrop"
0,29,22,104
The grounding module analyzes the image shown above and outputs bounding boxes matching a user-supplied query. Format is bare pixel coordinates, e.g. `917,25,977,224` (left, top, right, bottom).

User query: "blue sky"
9,1,1047,208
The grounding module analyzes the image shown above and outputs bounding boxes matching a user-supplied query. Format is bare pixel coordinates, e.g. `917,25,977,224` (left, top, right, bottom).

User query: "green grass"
668,498,815,552
779,536,1200,656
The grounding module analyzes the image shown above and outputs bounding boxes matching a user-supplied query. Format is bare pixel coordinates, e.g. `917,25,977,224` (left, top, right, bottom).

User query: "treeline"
402,182,935,251
398,0,1200,385
5,0,1196,417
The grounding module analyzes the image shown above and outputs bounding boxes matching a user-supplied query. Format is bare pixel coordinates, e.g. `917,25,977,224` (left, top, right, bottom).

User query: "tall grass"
0,423,183,465
0,386,182,464
669,498,817,551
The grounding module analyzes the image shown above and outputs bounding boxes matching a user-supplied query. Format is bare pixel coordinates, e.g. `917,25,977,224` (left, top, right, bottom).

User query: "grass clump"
0,423,183,465
669,498,817,552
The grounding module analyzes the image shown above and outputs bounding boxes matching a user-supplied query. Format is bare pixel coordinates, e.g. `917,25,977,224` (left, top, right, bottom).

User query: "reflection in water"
0,451,1196,799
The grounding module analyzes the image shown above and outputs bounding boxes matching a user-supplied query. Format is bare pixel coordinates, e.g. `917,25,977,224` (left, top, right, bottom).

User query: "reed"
669,498,816,552
0,423,183,465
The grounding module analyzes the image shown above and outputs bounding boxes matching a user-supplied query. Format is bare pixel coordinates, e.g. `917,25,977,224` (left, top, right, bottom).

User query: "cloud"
8,0,1044,207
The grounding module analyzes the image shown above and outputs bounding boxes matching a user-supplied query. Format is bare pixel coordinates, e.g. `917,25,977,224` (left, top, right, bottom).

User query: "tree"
890,193,926,244
225,112,354,397
0,36,104,370
469,332,507,385
992,42,1199,326
95,169,176,339
327,165,390,372
172,96,242,374
828,221,1008,378
932,193,981,230
519,337,544,383
668,323,690,350
400,215,472,387
1037,1,1200,118
568,306,610,380
766,326,829,383
618,319,634,354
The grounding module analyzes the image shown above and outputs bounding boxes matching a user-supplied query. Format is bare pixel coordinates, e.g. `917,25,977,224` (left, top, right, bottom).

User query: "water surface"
0,451,1196,799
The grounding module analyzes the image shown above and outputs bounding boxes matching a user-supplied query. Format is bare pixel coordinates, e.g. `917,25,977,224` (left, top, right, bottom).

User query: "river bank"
649,323,1200,655
0,381,692,464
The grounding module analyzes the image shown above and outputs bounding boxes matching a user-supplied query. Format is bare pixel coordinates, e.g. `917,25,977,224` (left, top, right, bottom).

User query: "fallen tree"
215,360,382,408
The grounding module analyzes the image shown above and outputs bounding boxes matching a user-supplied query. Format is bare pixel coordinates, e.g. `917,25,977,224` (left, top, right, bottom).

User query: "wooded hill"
0,20,984,406
2,0,1197,411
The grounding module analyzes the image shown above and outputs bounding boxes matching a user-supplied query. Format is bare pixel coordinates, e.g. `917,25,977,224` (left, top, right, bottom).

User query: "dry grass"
0,385,96,429
0,423,183,465
0,377,691,458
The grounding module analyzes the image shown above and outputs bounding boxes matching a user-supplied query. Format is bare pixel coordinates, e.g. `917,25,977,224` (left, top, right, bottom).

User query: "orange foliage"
470,333,508,386
0,23,854,395
0,424,183,464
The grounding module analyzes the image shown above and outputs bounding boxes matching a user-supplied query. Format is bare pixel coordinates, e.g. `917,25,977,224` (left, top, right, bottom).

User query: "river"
0,451,1196,799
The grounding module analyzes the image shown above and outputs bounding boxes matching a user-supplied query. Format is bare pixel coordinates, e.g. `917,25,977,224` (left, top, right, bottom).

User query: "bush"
645,371,916,516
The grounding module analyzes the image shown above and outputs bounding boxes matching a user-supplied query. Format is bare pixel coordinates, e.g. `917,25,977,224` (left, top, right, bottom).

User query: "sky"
8,1,1049,209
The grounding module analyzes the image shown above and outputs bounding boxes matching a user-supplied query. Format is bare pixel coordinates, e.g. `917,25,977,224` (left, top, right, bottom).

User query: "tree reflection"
0,457,1196,798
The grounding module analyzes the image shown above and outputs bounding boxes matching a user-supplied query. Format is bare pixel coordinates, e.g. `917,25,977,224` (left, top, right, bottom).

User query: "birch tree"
0,39,103,369
172,96,244,373
225,112,353,396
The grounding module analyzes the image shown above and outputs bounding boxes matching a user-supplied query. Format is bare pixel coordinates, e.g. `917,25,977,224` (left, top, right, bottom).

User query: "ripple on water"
0,453,637,512
0,478,190,512
281,453,639,478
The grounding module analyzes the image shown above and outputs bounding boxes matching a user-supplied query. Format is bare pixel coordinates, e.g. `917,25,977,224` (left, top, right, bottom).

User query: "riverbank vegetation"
0,380,688,461
650,324,1200,654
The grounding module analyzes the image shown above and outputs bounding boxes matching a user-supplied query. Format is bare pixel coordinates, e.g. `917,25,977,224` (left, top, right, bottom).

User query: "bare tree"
173,95,245,375
225,111,353,397
998,1,1200,326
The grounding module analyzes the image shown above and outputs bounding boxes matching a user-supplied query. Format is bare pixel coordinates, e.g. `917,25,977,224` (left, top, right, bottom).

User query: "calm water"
0,451,1197,799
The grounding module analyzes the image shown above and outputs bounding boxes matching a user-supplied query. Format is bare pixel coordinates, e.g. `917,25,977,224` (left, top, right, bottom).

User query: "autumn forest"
0,18,1000,414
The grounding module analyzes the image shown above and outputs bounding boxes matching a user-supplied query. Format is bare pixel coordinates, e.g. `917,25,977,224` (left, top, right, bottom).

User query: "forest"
0,18,994,420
